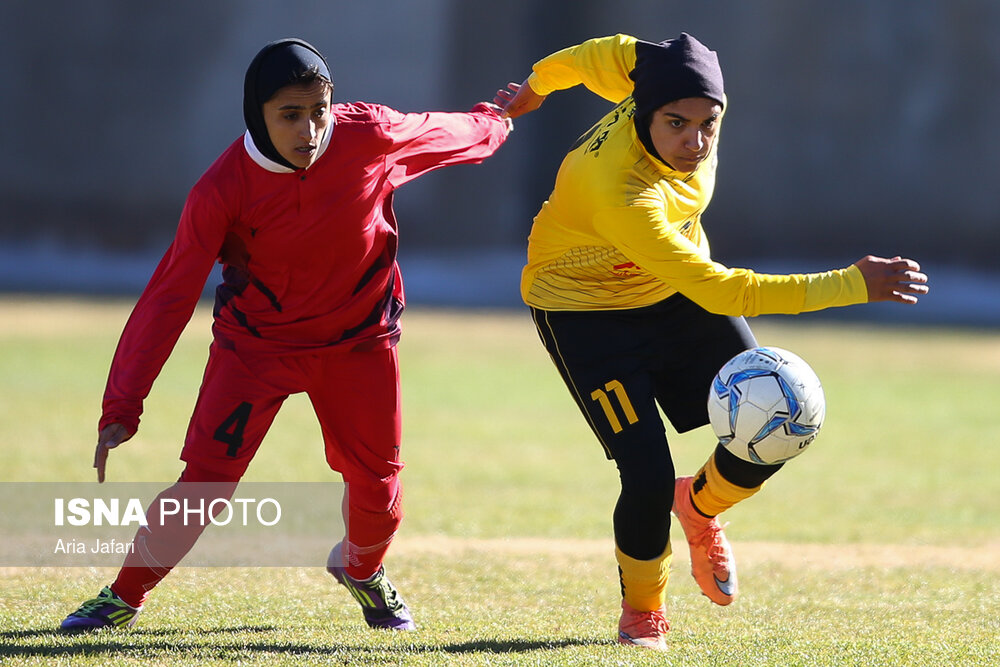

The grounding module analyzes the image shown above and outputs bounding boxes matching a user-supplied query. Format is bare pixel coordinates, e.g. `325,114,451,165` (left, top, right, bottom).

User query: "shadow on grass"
439,637,609,653
0,626,609,660
1,625,279,640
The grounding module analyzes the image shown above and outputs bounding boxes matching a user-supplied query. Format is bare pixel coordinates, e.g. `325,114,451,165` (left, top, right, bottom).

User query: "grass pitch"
0,296,998,665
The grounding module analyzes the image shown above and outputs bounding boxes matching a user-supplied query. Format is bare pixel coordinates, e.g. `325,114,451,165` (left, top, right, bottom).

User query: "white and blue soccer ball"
707,347,825,465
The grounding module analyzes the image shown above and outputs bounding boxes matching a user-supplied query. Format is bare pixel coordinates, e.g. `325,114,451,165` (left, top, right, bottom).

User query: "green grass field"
1,296,998,666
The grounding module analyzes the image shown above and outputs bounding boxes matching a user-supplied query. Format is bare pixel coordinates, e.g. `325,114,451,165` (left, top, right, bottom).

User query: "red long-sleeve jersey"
101,101,509,434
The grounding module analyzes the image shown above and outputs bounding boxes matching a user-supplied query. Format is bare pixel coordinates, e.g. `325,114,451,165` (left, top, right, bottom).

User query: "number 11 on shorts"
590,380,638,434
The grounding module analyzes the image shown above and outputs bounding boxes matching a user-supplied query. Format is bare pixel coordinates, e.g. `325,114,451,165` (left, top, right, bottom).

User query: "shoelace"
74,595,121,616
373,580,405,612
646,612,668,635
691,520,731,571
626,609,668,636
361,571,405,612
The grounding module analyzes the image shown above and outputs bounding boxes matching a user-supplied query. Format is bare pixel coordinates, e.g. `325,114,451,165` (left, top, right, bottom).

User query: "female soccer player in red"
496,33,927,651
61,38,510,632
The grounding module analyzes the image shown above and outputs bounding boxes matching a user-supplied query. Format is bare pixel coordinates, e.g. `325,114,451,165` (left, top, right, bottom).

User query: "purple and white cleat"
327,543,416,631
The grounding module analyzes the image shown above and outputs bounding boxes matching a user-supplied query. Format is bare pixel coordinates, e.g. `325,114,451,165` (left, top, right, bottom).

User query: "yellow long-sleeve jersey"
521,34,868,316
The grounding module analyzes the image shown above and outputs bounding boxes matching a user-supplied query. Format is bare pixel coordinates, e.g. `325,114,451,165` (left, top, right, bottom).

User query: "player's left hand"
94,423,133,483
853,255,929,304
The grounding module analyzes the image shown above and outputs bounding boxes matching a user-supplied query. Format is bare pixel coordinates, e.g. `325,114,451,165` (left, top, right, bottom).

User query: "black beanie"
243,38,332,169
629,33,724,165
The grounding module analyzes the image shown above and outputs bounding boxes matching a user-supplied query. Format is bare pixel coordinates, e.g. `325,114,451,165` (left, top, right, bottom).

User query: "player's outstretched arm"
853,255,929,304
94,423,133,483
494,80,546,119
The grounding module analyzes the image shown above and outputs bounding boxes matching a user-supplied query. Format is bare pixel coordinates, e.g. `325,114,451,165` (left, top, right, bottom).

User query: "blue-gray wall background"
1,1,997,321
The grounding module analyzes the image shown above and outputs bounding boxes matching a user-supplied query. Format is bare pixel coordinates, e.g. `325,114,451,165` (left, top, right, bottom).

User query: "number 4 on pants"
214,401,253,457
590,380,638,434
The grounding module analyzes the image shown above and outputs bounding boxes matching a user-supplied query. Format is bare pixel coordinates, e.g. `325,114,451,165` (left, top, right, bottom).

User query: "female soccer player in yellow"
496,33,927,651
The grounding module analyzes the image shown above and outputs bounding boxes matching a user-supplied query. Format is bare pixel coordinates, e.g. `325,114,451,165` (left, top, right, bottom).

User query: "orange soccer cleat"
617,599,669,651
672,475,738,605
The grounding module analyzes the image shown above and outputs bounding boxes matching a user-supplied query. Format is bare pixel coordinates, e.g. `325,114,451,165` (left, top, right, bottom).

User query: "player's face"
262,80,333,169
647,97,722,173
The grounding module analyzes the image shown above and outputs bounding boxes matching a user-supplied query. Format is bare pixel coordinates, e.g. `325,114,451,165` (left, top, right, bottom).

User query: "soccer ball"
707,347,825,465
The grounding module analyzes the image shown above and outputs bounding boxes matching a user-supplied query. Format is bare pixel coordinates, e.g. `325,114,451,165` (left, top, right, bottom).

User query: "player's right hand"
94,423,133,483
853,255,929,304
494,79,546,119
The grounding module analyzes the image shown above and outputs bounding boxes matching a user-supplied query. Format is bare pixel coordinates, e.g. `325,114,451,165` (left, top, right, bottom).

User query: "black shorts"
531,294,757,460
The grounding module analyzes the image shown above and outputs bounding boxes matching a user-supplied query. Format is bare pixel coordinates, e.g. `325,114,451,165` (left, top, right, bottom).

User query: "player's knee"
347,476,402,516
617,455,675,508
178,462,242,484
